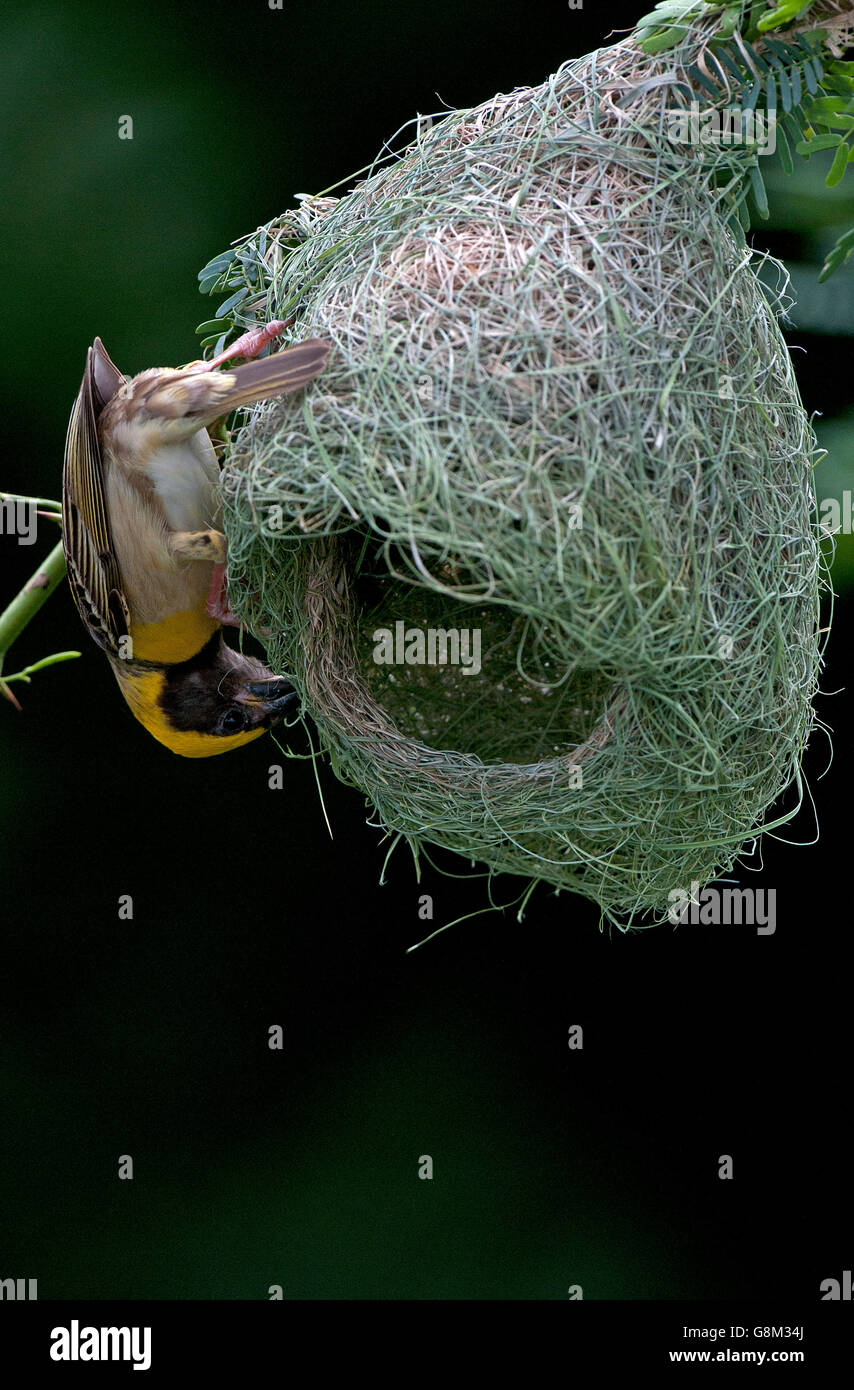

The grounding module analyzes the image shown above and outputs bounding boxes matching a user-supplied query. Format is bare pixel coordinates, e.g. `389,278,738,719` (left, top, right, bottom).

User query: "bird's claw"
203,319,294,372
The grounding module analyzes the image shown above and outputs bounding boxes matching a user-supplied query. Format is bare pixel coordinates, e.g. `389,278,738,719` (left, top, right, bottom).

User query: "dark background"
0,0,851,1300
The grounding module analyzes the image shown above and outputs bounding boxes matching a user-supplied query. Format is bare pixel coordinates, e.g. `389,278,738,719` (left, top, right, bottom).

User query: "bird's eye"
220,707,247,735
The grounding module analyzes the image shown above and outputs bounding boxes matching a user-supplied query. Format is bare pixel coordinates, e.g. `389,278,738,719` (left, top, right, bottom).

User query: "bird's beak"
239,677,298,715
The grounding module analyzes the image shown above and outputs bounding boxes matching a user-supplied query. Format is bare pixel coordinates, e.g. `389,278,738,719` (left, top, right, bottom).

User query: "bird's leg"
166,535,240,624
205,562,241,627
168,529,228,563
202,318,295,372
164,534,239,625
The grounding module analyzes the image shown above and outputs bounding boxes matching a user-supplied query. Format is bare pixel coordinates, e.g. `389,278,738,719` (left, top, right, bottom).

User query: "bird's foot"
169,529,228,564
203,318,295,371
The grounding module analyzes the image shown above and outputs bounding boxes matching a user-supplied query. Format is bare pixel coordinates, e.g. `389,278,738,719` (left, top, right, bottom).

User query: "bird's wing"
62,342,132,655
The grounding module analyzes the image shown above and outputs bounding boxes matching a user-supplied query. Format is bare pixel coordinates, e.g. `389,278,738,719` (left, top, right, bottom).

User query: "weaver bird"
62,322,330,756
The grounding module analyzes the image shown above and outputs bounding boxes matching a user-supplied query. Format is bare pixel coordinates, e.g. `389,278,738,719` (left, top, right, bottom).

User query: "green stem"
0,541,69,672
0,490,62,514
2,652,81,684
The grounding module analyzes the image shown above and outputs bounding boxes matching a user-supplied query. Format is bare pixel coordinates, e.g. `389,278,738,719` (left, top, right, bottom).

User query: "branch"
0,535,79,707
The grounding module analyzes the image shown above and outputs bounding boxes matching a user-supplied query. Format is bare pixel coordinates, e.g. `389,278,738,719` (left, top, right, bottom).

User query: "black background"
0,0,851,1303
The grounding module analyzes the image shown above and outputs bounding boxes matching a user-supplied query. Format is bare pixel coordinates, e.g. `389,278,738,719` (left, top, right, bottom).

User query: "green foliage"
635,1,854,278
195,229,285,353
638,0,820,50
635,0,714,52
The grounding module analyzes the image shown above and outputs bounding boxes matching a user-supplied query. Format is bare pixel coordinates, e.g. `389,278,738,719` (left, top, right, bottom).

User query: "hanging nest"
218,24,828,925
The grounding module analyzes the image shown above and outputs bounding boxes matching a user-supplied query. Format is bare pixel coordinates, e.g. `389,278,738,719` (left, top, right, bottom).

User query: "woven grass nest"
220,27,827,926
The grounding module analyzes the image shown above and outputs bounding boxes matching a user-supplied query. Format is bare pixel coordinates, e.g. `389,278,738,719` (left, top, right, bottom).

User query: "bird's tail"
211,339,332,412
138,339,331,424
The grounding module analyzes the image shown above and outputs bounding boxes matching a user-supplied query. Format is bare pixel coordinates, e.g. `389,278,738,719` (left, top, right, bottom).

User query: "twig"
0,537,79,706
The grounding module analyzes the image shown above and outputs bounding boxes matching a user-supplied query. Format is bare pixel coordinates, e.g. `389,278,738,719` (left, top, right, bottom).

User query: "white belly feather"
105,427,223,626
146,430,221,532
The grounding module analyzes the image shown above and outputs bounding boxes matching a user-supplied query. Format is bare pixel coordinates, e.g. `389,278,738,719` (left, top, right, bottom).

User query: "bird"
62,322,331,756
